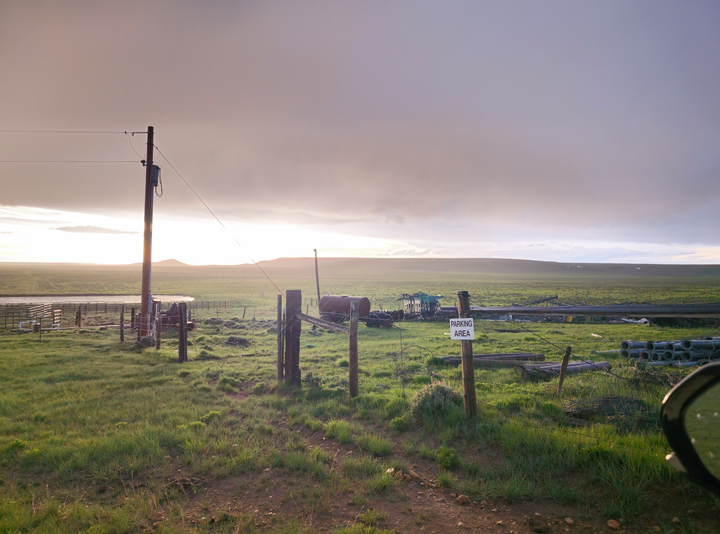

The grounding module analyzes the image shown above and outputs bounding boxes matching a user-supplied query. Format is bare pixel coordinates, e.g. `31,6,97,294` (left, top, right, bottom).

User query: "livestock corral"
1,258,720,533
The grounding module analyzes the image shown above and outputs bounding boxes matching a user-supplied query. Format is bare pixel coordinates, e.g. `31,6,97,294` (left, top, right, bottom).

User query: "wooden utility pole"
285,290,302,386
277,294,284,381
314,249,321,306
457,291,477,416
349,300,359,398
140,125,155,337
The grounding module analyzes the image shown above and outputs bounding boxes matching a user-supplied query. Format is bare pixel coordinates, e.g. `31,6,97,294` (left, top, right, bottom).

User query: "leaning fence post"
349,300,359,399
557,346,572,397
277,294,284,381
458,291,477,416
178,302,188,363
285,290,302,386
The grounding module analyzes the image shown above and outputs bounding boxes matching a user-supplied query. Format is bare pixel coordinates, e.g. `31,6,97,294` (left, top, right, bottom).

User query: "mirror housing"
661,361,720,495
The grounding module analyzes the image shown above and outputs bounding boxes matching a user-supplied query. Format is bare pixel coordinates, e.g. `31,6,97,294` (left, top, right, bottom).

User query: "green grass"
2,262,720,531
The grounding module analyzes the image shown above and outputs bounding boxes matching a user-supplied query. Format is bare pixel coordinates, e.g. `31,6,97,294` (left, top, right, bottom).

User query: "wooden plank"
443,353,545,365
296,311,350,335
444,353,544,363
556,345,572,397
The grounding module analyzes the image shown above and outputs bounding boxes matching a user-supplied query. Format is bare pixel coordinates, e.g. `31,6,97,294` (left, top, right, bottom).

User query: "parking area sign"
450,318,474,340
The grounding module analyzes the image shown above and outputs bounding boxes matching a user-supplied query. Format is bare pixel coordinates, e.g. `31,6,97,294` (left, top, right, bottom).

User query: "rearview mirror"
661,361,720,494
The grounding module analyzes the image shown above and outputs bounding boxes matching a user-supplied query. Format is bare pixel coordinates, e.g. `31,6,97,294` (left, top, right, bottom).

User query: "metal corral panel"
319,296,371,317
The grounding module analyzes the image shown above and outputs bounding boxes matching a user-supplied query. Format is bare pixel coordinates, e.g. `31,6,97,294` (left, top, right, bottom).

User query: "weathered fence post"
458,291,477,416
284,290,302,386
155,301,162,349
130,307,135,332
556,346,572,397
277,294,284,381
349,300,359,398
243,307,247,319
178,302,188,363
75,308,82,328
120,304,125,342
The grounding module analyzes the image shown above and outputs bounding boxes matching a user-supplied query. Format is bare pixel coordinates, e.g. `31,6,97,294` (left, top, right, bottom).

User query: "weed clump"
410,383,461,424
388,414,411,432
134,337,155,349
436,445,460,470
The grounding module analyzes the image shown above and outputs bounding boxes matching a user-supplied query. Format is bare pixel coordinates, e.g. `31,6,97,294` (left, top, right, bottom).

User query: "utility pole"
314,249,321,306
140,126,154,338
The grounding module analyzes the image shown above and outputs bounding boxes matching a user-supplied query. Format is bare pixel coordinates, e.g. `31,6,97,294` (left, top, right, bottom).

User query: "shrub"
436,445,460,470
411,383,460,423
388,414,411,432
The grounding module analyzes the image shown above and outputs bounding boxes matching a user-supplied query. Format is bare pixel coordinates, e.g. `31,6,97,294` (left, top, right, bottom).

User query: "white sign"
450,318,474,340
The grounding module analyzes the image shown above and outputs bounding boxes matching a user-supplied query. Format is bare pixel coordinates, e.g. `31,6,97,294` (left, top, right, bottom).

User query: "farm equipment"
319,295,393,327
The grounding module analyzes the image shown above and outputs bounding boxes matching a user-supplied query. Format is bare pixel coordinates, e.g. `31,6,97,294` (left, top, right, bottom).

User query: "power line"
0,130,142,134
153,145,285,297
0,160,139,163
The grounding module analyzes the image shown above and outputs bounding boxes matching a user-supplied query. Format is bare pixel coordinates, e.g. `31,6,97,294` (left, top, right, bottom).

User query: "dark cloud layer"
1,1,719,247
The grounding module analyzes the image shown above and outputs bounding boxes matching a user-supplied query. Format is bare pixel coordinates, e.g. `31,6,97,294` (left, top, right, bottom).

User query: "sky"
1,1,719,265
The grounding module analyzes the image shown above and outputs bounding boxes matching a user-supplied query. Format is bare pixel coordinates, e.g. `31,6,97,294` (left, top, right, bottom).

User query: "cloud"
53,226,137,235
1,1,720,262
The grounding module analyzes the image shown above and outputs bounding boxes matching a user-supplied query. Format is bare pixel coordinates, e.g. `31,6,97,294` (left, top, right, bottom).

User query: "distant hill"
250,257,720,279
153,259,189,267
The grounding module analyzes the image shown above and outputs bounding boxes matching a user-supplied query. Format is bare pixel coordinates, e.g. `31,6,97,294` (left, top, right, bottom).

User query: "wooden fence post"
284,290,302,386
349,300,359,399
178,302,188,363
556,346,572,397
277,294,284,381
120,304,125,342
458,291,477,416
155,302,162,349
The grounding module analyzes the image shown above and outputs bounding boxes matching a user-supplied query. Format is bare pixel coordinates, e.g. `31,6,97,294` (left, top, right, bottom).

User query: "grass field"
1,259,720,533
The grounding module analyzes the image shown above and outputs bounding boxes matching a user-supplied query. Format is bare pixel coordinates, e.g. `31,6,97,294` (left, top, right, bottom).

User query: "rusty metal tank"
319,295,371,322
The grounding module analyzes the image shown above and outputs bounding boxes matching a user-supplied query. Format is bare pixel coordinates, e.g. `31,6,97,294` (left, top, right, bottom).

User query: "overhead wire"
153,144,285,297
0,160,139,163
0,130,135,134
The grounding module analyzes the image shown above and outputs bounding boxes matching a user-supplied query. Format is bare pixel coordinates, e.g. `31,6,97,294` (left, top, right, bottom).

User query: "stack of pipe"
621,338,720,366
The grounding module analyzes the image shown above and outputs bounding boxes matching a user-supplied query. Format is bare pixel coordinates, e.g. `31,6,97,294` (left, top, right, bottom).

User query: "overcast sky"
1,1,719,265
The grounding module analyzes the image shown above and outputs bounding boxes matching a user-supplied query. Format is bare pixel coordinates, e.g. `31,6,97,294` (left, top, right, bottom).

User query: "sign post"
456,291,477,416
